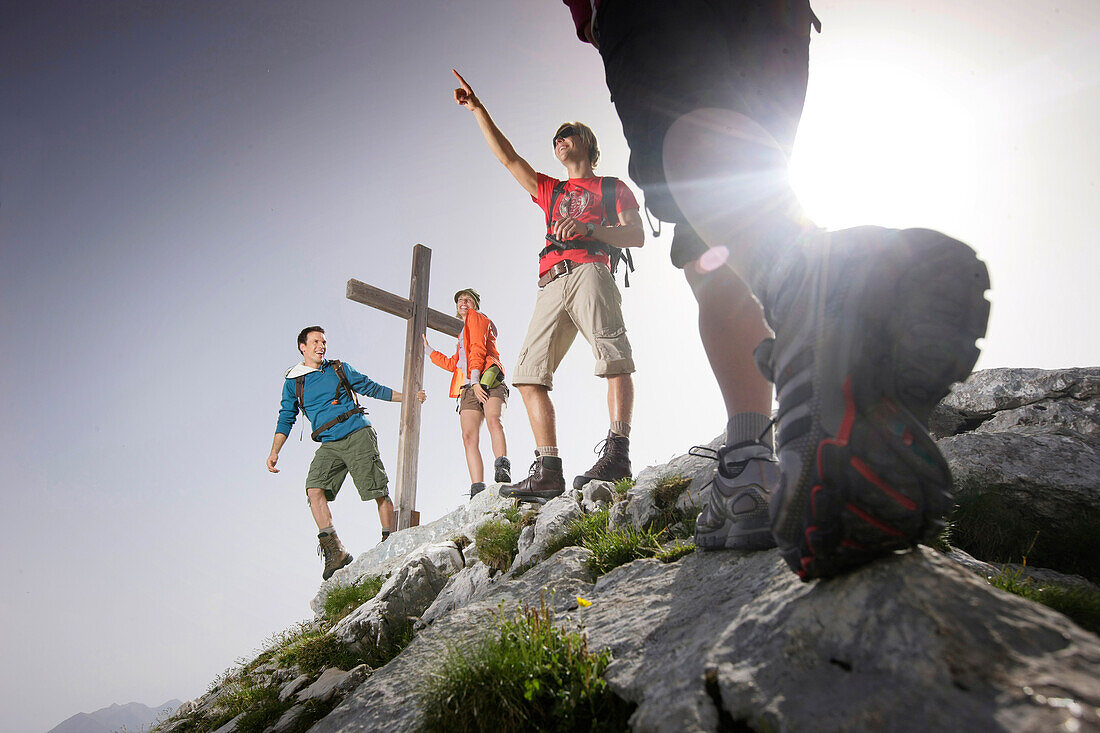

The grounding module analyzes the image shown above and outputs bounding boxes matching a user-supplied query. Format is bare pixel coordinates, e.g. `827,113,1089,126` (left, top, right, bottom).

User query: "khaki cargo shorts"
512,262,634,389
458,382,510,412
305,425,389,502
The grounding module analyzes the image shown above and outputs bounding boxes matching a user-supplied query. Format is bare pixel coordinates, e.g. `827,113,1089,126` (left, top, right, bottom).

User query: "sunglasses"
553,126,577,146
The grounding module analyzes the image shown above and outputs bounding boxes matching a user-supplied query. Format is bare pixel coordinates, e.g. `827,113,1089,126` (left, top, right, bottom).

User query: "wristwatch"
585,222,595,237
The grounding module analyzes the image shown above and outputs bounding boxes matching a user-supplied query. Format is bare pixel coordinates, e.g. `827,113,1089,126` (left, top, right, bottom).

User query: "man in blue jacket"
267,326,426,580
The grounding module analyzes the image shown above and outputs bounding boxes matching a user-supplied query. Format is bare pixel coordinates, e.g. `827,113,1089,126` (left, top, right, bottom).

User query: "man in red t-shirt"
452,69,644,501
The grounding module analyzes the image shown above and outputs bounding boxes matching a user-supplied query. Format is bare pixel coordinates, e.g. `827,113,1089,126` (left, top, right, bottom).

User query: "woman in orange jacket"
424,288,510,497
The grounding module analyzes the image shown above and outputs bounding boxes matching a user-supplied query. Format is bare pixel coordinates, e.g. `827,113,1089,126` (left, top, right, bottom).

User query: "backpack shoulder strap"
546,180,567,229
600,176,619,226
330,360,359,407
295,375,305,415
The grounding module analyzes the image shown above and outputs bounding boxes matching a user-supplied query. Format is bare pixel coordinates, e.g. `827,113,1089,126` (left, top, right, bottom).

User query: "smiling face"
553,122,599,168
455,293,478,319
299,330,327,367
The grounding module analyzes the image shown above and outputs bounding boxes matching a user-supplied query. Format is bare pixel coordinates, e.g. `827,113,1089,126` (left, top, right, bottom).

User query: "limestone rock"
420,561,497,626
583,549,1100,733
931,367,1100,439
618,435,722,531
278,673,310,701
313,540,466,615
311,488,511,612
312,548,598,733
940,431,1100,577
331,551,451,657
512,494,584,569
581,480,614,512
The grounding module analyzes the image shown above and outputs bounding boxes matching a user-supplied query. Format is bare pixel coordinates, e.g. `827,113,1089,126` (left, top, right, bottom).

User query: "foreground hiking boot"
756,226,990,580
494,456,512,484
469,481,487,498
317,530,354,580
573,431,631,491
500,453,565,503
692,441,780,551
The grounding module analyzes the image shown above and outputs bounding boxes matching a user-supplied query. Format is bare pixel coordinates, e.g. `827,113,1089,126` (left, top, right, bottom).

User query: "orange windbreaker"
429,310,504,399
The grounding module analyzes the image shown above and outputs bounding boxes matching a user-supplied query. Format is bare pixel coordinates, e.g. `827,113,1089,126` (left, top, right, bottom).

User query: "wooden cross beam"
346,244,462,530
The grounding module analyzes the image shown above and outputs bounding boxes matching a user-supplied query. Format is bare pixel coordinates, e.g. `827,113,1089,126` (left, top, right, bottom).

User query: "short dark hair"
297,326,325,352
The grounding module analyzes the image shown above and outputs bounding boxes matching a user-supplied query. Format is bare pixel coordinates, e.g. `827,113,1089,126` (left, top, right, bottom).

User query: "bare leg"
683,260,773,417
459,408,485,482
306,488,333,531
484,397,508,458
606,374,634,426
376,496,394,531
663,108,800,284
516,384,556,447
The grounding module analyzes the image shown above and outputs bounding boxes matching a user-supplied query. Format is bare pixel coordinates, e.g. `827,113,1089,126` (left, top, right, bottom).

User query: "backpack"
539,176,636,286
294,360,367,442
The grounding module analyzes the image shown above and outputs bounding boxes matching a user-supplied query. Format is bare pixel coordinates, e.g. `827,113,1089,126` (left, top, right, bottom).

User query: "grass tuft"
989,567,1100,635
656,541,697,564
476,518,522,573
323,576,385,625
652,474,692,509
612,476,636,500
419,599,634,732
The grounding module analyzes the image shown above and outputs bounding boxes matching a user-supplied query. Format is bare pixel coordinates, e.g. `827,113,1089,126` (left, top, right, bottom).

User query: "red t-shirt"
562,0,598,43
532,172,639,276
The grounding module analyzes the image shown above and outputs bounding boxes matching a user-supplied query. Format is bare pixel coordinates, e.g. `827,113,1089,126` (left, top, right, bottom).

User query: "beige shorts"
458,382,510,412
512,262,634,389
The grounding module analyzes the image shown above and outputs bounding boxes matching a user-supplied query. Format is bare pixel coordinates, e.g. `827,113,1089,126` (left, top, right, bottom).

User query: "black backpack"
294,360,367,442
539,176,636,286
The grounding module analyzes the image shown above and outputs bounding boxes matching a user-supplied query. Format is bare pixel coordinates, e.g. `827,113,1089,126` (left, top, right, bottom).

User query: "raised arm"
453,69,538,197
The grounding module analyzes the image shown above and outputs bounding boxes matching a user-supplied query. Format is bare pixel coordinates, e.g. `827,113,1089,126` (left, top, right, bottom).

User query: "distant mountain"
47,700,182,733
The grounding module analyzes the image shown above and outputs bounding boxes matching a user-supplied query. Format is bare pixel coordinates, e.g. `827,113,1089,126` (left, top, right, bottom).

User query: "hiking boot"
500,453,565,502
317,530,354,580
470,481,486,498
494,456,512,484
692,441,780,551
573,431,631,491
755,226,990,580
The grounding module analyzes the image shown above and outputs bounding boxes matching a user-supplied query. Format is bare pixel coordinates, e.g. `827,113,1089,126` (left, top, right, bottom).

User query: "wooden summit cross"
346,244,462,530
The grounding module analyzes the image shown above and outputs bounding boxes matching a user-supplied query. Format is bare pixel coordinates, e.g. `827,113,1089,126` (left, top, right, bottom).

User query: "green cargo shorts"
305,425,389,502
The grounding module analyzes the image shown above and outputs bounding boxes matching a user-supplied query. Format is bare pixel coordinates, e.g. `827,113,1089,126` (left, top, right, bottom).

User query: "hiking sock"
318,525,336,537
610,421,631,438
726,412,774,451
381,529,392,542
536,446,559,457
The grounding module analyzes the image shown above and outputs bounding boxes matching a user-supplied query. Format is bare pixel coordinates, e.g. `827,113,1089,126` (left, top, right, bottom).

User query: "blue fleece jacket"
276,360,394,442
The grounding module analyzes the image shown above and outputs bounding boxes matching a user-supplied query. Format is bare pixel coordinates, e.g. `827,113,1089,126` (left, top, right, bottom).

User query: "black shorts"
596,0,817,267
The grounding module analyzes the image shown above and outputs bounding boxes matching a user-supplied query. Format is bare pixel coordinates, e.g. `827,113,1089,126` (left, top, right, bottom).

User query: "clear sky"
1,1,1097,730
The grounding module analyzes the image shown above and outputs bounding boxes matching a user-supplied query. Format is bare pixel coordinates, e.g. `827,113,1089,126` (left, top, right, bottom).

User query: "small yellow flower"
576,596,592,608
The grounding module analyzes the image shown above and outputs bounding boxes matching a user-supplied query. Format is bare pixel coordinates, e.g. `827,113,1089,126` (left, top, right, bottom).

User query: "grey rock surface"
940,432,1099,539
312,547,599,733
278,673,311,702
420,561,497,626
581,479,615,512
512,494,584,569
311,488,510,613
947,548,1100,593
931,367,1100,439
330,550,452,657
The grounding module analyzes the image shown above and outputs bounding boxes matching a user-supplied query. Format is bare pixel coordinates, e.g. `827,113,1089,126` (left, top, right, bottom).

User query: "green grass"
476,518,523,573
279,619,416,675
949,491,1100,582
323,576,385,624
989,568,1100,635
612,476,636,500
652,474,692,509
656,541,696,564
419,599,634,732
540,509,664,577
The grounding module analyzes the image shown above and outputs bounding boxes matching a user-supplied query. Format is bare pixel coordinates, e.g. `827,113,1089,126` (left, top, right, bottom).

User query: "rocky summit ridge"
156,368,1100,733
